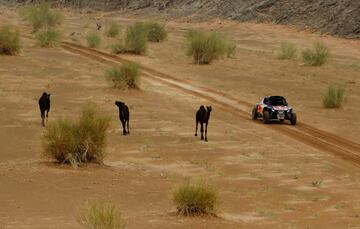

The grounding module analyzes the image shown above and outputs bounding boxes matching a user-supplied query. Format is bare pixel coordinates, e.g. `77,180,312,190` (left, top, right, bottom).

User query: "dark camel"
38,92,51,127
195,105,212,142
115,101,130,135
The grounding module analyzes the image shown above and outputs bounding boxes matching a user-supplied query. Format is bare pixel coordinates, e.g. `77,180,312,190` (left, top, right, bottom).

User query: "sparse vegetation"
225,40,236,58
20,3,63,32
78,200,127,229
277,42,297,60
109,23,148,54
105,21,120,38
322,84,346,108
302,42,330,66
35,28,61,47
86,32,102,48
109,39,126,54
105,62,141,90
124,23,148,54
172,179,218,216
144,22,167,42
185,30,228,64
0,25,21,55
42,105,110,166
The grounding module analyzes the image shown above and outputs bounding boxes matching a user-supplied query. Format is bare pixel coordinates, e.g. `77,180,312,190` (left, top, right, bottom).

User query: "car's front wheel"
263,111,270,124
251,107,257,120
290,113,297,125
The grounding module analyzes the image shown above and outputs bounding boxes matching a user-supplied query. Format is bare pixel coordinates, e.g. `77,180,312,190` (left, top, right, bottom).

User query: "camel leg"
127,120,130,134
195,121,198,136
200,123,204,140
41,110,45,127
121,120,127,135
205,123,208,142
46,110,49,123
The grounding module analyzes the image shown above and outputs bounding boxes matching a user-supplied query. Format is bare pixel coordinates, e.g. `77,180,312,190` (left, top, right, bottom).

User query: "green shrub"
105,21,120,38
105,62,140,90
323,84,346,108
185,30,227,64
144,22,167,42
110,23,148,54
302,42,330,66
78,200,127,229
86,32,101,48
0,25,21,55
172,179,218,216
277,42,297,60
110,39,126,54
124,23,148,54
42,105,110,165
35,28,61,47
20,3,63,32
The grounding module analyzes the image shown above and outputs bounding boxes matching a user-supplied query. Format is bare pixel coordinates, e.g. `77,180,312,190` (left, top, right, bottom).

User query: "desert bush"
144,22,167,42
322,84,346,108
109,39,126,54
86,32,101,48
78,200,127,229
35,28,61,47
277,42,297,60
20,3,63,32
185,30,227,64
302,42,330,66
172,179,218,216
124,23,148,54
110,23,148,54
42,105,110,165
225,40,236,58
0,25,21,55
105,21,120,38
105,62,140,90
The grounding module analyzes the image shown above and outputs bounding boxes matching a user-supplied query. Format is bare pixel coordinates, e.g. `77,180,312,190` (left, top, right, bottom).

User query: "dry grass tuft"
0,24,21,55
35,28,61,47
105,62,141,90
78,200,127,229
322,84,346,108
20,3,63,32
302,42,330,66
172,179,218,216
86,32,102,48
42,104,110,166
277,42,297,60
185,30,231,64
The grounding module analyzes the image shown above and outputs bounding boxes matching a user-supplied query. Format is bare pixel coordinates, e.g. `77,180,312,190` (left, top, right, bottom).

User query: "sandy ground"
0,6,360,229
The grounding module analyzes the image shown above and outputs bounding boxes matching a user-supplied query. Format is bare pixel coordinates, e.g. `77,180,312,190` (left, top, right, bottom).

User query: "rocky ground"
3,0,360,38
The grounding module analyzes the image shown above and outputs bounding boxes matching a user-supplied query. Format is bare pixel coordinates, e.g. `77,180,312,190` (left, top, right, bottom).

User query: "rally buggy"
251,96,297,125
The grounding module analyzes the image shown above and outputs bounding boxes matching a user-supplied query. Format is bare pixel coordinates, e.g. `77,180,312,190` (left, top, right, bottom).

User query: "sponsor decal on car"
272,106,289,111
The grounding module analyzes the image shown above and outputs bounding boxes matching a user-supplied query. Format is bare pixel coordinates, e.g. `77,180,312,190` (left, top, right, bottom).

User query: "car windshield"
269,97,287,106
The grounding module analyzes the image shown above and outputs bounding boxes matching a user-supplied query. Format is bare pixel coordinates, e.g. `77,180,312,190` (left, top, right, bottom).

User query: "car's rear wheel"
251,107,257,120
290,113,297,125
263,111,270,124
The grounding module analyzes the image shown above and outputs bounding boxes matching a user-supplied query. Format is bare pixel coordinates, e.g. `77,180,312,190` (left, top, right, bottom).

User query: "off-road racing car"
251,96,297,125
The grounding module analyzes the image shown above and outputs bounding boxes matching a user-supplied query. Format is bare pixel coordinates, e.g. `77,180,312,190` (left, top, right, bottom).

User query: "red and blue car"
251,96,297,125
